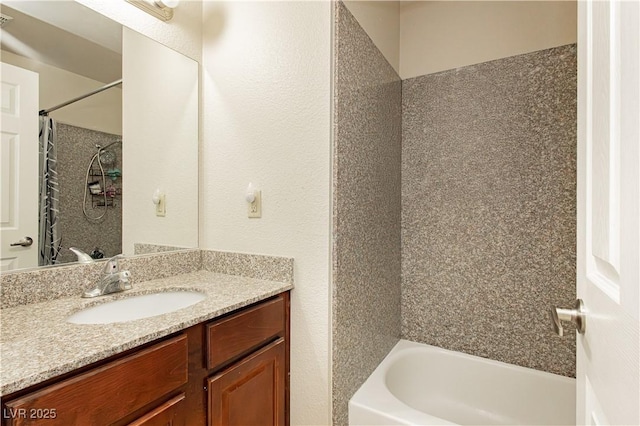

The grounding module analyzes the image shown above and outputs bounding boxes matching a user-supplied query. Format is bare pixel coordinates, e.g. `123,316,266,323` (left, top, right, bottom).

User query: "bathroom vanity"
0,267,292,426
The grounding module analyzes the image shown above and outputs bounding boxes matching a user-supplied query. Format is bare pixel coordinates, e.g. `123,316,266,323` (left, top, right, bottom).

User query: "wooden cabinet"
208,339,285,426
127,394,186,426
3,336,188,426
206,296,287,426
1,292,290,426
206,297,285,370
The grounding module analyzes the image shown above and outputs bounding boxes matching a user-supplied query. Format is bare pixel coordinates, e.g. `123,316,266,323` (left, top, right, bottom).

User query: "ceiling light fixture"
125,0,180,22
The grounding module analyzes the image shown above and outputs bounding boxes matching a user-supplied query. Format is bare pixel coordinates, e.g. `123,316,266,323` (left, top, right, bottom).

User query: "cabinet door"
208,338,285,426
127,394,186,426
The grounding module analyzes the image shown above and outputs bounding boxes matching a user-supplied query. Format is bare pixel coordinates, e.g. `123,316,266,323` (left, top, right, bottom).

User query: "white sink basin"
67,291,206,324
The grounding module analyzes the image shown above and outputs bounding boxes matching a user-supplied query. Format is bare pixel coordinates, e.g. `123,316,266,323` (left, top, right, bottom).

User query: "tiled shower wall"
332,2,402,425
333,5,576,421
401,45,577,377
56,123,122,264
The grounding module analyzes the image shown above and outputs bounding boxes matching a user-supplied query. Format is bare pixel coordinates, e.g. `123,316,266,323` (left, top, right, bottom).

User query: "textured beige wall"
76,0,202,62
400,1,577,78
122,28,198,256
58,1,201,256
200,2,332,424
343,1,400,74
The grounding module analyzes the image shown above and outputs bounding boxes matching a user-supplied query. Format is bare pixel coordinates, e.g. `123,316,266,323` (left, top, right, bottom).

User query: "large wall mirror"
0,1,198,272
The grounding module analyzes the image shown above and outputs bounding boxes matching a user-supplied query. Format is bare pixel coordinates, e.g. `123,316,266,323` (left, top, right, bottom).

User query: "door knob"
10,236,33,247
550,299,586,336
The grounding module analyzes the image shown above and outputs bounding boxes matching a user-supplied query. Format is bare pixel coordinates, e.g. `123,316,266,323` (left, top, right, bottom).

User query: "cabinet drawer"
206,297,284,370
4,335,188,426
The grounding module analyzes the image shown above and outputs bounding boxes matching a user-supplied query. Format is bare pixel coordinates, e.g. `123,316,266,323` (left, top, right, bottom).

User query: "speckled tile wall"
332,2,402,425
56,124,122,264
401,44,577,377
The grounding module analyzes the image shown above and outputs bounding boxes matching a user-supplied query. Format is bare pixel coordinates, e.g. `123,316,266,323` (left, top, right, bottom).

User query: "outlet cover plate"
248,191,261,218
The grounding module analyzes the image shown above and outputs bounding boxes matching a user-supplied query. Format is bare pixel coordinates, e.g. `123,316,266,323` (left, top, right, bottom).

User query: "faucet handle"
102,254,124,274
120,270,132,290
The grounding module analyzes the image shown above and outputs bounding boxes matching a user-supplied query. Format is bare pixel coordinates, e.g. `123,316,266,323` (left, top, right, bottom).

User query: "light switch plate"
156,194,166,217
248,190,261,218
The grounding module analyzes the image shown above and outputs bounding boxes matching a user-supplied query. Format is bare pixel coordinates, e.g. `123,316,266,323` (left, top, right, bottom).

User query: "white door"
577,0,640,424
1,62,39,271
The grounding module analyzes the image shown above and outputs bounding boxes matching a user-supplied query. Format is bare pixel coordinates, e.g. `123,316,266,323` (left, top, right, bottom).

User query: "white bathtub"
349,340,575,425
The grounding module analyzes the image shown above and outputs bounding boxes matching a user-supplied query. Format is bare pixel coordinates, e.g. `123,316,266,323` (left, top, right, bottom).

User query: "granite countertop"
0,270,293,396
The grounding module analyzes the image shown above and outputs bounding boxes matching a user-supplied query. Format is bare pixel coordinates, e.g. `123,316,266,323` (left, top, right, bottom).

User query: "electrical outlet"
248,190,261,218
156,194,166,217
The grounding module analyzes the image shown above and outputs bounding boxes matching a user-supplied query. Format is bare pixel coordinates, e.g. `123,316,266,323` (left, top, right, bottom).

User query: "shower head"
0,13,14,28
99,149,116,166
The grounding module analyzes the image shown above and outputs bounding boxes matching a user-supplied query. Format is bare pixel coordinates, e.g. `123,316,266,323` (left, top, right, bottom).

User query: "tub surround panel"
333,2,403,424
56,123,122,265
401,44,577,377
0,270,293,396
201,250,294,284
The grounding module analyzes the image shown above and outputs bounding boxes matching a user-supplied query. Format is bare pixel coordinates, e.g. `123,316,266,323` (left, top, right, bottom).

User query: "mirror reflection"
0,1,198,272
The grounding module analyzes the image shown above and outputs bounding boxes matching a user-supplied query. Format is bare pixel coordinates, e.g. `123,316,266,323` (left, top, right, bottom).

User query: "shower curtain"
38,116,61,265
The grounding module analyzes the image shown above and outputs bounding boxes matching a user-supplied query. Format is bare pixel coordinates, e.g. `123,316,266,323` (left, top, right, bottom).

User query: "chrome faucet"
83,255,131,298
